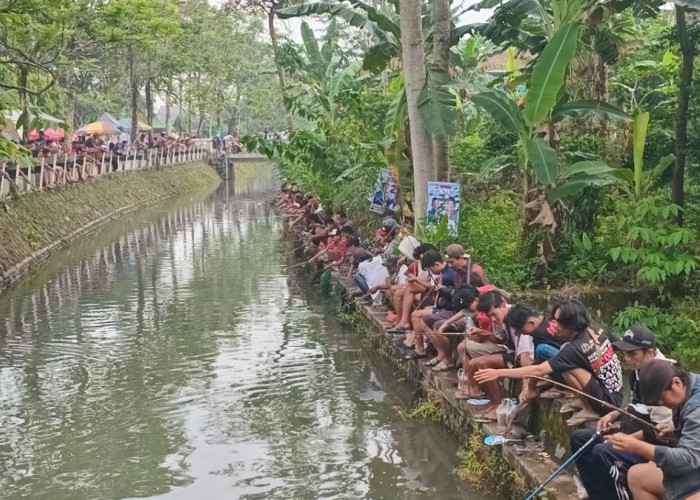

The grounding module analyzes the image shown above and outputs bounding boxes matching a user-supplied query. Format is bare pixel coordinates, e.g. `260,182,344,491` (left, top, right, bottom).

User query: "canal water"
0,164,489,500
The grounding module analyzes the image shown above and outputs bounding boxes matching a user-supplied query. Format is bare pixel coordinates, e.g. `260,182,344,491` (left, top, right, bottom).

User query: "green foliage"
613,301,700,369
397,397,444,423
455,433,529,499
461,190,534,290
608,198,697,298
450,133,491,177
523,23,579,125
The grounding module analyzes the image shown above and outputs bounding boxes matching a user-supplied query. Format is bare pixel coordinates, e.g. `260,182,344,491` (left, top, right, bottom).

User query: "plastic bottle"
496,399,509,426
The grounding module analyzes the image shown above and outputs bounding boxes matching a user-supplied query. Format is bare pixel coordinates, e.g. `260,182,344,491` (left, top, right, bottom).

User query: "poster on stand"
426,182,460,235
369,169,398,214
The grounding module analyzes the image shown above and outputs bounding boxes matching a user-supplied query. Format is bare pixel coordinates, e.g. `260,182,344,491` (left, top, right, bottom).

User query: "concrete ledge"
287,245,581,500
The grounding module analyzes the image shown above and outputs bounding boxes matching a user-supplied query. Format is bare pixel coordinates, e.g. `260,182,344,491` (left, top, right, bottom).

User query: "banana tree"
279,0,463,149
472,23,631,257
611,110,676,200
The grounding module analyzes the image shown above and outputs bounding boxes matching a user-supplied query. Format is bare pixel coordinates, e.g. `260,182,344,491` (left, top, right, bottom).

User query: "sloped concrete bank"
0,161,221,294
287,238,582,500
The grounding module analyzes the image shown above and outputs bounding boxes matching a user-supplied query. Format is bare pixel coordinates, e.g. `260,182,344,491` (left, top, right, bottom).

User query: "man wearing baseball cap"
444,243,488,285
570,325,673,500
605,359,700,500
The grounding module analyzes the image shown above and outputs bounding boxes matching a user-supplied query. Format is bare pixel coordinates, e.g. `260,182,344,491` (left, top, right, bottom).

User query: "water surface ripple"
0,167,487,500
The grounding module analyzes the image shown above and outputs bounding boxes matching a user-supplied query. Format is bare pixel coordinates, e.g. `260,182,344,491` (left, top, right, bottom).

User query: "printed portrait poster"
369,169,398,214
426,182,460,235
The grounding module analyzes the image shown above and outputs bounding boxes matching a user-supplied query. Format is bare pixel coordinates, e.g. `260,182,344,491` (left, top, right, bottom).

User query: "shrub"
459,190,534,290
450,133,490,178
614,301,700,370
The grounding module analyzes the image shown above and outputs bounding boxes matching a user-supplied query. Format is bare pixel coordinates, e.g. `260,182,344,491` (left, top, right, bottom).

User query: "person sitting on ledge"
605,360,700,500
572,325,673,500
405,250,456,368
466,290,536,421
475,299,623,426
444,244,488,285
390,243,436,335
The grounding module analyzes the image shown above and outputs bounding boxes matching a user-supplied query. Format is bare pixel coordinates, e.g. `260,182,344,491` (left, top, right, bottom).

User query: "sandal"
432,361,456,372
424,357,440,367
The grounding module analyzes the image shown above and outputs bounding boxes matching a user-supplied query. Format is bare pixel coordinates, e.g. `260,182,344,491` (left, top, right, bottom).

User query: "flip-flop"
466,398,491,406
432,361,456,372
484,435,522,446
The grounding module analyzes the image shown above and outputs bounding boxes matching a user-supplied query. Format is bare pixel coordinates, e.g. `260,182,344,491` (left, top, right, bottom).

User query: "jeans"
535,343,559,363
354,274,369,293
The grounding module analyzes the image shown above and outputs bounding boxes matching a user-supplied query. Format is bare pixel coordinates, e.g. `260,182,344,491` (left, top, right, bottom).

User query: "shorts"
502,349,517,368
422,309,454,329
583,377,622,415
463,339,506,358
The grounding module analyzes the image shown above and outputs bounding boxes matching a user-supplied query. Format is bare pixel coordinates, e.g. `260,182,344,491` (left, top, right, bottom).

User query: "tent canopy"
117,118,152,132
97,112,120,128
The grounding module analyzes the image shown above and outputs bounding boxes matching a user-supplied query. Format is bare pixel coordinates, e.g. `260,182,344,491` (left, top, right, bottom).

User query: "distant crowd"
275,184,700,500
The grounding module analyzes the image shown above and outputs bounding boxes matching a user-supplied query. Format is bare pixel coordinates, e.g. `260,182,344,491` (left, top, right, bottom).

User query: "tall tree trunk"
268,10,293,130
145,77,154,143
672,5,695,222
400,0,434,227
431,0,451,181
129,47,139,142
165,78,172,135
18,68,29,144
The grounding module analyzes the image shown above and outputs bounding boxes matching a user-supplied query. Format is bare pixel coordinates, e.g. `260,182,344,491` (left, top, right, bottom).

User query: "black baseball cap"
639,359,677,405
613,325,656,351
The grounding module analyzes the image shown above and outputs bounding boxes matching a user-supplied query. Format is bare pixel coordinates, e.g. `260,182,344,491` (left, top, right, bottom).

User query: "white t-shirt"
357,256,389,300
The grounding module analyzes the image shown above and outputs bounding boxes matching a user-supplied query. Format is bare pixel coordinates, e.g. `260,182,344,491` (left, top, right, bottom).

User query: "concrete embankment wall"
0,161,221,293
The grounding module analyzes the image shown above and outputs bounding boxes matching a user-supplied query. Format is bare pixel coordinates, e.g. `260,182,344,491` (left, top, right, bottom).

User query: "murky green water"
0,164,488,500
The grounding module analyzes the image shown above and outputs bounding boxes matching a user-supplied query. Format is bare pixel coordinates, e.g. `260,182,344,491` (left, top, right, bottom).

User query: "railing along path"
0,143,210,200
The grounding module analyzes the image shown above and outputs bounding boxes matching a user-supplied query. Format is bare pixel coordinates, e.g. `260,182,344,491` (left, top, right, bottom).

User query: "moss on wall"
0,162,221,289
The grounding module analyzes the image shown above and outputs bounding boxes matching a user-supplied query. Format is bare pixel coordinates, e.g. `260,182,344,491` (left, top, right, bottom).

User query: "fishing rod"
524,431,600,500
528,375,660,433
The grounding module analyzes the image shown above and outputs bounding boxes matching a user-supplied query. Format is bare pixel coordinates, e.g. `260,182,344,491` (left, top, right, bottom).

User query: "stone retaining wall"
0,161,221,294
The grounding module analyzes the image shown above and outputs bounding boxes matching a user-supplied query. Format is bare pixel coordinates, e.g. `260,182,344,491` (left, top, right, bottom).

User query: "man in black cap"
605,359,700,500
570,325,673,500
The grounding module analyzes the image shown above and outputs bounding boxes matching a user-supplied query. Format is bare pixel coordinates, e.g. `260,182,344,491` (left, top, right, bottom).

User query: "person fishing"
605,360,700,500
571,325,673,500
474,299,623,426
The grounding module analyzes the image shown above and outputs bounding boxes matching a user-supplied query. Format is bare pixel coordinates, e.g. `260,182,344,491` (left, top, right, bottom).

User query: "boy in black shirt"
475,299,623,426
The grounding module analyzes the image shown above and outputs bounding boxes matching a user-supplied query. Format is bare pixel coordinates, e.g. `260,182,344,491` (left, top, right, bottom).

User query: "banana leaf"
527,137,558,184
523,23,579,126
471,89,526,136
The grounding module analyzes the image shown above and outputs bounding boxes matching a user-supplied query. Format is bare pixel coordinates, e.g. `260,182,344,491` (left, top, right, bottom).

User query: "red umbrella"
29,128,65,141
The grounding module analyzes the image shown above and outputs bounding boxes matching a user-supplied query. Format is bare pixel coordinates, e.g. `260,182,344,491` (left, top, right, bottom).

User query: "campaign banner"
369,169,398,214
426,182,460,235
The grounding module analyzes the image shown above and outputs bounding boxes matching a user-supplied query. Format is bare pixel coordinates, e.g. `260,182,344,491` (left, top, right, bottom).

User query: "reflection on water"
0,164,489,499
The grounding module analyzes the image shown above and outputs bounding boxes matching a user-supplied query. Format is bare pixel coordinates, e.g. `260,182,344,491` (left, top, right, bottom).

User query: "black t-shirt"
532,318,566,349
548,327,623,398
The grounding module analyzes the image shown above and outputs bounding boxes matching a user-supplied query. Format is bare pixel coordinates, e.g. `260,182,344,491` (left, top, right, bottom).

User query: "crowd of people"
0,131,205,190
275,184,700,500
